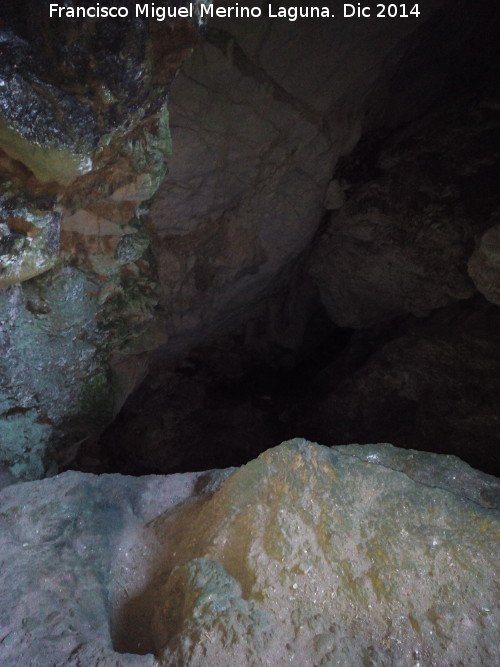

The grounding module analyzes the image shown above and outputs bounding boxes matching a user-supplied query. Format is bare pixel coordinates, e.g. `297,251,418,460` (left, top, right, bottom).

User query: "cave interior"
1,0,500,481
89,2,500,479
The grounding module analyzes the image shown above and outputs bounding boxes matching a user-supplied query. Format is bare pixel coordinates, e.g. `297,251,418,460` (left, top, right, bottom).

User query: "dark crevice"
67,299,352,475
66,292,500,479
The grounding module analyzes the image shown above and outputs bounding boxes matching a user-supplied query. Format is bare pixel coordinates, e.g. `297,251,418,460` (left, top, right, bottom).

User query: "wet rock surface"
0,183,60,286
150,5,454,352
0,440,498,666
0,2,200,478
308,90,500,328
0,267,114,478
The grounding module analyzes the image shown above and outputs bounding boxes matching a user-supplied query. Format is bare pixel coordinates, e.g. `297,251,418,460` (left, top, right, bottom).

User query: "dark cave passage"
69,289,500,478
75,297,354,475
69,34,500,481
70,51,500,481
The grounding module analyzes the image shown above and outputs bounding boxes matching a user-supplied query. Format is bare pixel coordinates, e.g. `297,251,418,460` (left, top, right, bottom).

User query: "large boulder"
0,440,498,665
299,298,500,476
149,2,456,351
308,92,500,328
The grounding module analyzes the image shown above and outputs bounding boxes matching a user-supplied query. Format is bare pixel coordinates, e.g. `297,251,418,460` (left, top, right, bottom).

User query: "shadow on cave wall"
85,271,356,475
64,1,500,480
87,120,499,478
80,288,500,479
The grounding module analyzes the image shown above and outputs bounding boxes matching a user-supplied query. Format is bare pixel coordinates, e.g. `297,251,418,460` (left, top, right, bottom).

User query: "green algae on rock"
0,213,164,478
0,117,94,186
0,3,201,477
0,267,115,479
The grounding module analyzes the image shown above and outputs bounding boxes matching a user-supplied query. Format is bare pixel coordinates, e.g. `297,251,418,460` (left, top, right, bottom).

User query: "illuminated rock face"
0,3,200,478
0,186,60,287
149,2,454,353
1,440,497,666
149,441,500,665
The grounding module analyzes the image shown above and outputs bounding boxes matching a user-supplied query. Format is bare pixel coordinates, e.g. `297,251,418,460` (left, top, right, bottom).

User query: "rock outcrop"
308,91,499,328
1,0,500,487
95,1,500,481
149,2,460,352
0,440,498,666
0,2,200,478
299,297,500,476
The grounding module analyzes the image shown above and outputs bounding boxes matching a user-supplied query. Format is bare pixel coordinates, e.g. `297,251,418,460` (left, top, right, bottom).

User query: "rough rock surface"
91,3,500,481
309,91,500,328
1,0,491,479
0,184,60,287
469,222,500,306
149,3,454,352
0,440,498,666
0,3,200,478
299,297,500,476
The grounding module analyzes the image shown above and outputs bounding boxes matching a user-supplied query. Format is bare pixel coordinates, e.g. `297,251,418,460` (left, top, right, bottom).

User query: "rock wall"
299,61,500,475
0,2,200,478
99,75,500,479
299,297,500,474
308,88,499,328
149,1,459,352
90,0,500,479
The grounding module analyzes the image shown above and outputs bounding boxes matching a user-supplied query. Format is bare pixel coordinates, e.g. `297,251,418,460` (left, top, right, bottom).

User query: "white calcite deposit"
0,440,498,666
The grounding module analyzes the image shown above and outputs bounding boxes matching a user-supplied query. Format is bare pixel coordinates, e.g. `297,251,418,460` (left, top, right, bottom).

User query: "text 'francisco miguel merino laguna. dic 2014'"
48,3,422,21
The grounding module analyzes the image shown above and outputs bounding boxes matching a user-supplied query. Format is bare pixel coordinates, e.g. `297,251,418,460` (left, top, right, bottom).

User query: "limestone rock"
0,182,60,286
299,298,500,476
149,7,449,352
0,267,116,478
468,222,500,306
0,0,477,477
0,23,95,186
150,441,500,665
0,3,200,477
0,2,195,192
309,94,500,328
0,440,498,666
